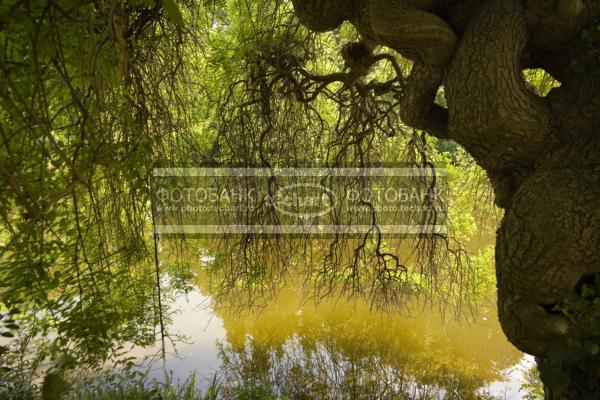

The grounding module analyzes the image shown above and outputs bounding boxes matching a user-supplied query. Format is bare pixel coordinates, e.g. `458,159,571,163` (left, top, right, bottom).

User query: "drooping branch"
291,52,405,101
289,0,458,139
213,21,472,310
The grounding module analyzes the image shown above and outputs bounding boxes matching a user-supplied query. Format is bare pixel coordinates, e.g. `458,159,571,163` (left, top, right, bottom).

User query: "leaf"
0,332,14,338
581,284,595,299
162,0,184,26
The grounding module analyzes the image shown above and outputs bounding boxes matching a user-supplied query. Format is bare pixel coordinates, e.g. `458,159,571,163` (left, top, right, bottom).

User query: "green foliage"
0,0,205,391
537,274,600,399
0,364,224,400
520,365,544,400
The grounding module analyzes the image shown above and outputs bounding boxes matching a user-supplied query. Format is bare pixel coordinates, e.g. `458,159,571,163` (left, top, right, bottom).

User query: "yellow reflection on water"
211,281,522,398
155,239,523,398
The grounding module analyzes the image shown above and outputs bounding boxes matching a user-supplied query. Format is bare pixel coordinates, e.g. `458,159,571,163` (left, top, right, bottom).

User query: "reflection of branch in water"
215,334,505,400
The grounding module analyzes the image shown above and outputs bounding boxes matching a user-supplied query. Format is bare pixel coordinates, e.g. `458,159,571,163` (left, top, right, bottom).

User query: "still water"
126,252,533,400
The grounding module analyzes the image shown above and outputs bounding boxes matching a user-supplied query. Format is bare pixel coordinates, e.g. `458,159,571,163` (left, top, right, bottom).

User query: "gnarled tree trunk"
291,0,600,397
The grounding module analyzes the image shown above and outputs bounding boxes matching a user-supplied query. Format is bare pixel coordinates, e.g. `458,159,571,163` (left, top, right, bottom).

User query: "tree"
288,0,600,398
1,0,599,397
0,0,200,379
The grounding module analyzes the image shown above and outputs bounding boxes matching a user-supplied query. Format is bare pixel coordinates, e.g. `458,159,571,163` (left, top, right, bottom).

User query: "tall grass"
67,370,220,400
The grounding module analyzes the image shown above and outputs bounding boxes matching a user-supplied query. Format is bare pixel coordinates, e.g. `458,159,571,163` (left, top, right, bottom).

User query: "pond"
126,252,533,400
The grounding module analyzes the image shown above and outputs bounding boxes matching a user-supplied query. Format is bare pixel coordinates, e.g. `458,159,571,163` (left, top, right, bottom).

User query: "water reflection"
213,284,521,399
135,267,525,399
